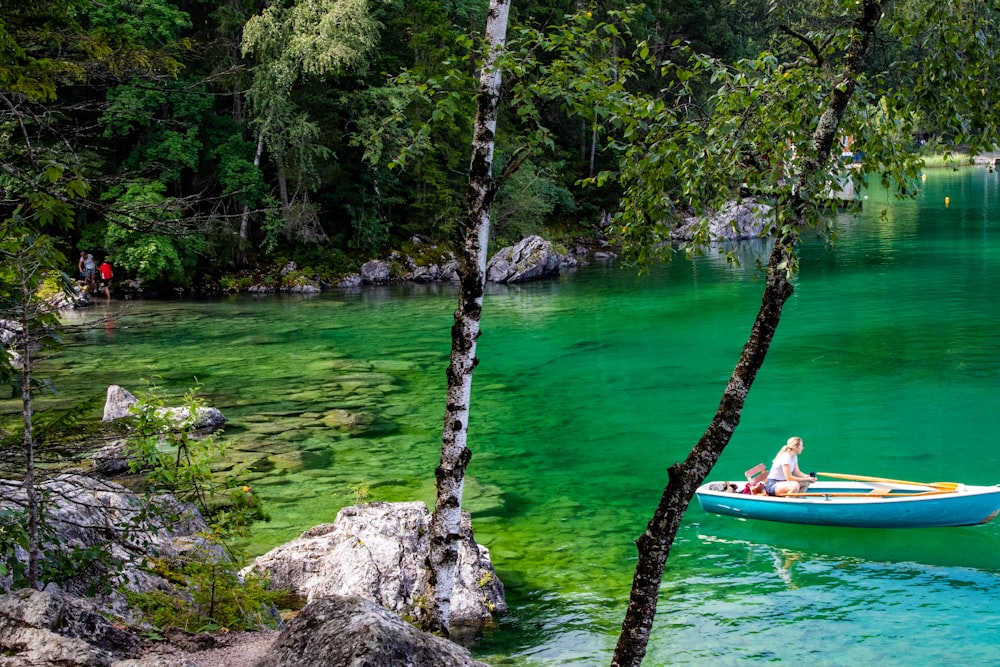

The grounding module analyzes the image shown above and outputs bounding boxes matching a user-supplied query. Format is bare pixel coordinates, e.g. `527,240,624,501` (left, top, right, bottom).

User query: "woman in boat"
765,436,816,497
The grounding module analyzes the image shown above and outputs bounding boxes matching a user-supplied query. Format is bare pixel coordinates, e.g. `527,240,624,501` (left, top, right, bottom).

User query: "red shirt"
99,263,113,280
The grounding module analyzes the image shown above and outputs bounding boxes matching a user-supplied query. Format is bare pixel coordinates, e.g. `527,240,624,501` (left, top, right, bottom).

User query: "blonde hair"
774,436,802,461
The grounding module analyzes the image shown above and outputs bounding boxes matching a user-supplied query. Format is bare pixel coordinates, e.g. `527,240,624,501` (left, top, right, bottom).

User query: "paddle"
787,490,954,498
816,472,960,492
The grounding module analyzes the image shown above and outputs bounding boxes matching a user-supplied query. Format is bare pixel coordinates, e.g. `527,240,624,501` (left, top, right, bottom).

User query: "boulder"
253,594,488,667
337,273,363,288
0,319,19,346
92,439,133,476
0,473,211,613
102,385,139,422
486,235,564,283
286,283,321,294
243,501,506,628
156,405,227,432
102,385,226,433
410,265,439,282
0,588,141,666
439,259,460,281
672,198,774,242
359,260,392,284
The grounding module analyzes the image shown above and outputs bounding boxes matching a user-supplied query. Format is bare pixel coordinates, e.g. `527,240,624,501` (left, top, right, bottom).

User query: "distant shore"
921,151,1000,168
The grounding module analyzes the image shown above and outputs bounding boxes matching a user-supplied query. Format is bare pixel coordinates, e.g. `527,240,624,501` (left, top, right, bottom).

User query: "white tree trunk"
238,132,266,265
421,0,511,637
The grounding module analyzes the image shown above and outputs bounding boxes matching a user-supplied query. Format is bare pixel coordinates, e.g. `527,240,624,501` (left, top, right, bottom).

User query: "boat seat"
868,488,892,496
745,463,767,482
743,463,768,495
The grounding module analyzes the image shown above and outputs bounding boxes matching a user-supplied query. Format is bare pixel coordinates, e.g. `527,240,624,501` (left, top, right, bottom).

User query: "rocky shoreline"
0,474,503,666
105,234,612,301
0,391,504,667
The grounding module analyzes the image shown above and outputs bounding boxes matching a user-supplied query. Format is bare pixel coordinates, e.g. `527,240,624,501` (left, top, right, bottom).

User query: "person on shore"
98,258,113,299
79,251,97,292
764,436,816,497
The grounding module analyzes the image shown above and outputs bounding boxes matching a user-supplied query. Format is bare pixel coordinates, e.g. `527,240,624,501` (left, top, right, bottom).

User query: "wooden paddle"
816,472,961,492
787,490,954,498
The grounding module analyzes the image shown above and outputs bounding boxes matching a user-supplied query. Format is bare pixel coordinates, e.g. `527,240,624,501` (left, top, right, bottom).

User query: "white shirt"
768,451,797,480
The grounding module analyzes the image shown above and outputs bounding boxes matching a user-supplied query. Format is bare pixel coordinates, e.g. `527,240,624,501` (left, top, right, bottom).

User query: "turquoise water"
6,167,1000,664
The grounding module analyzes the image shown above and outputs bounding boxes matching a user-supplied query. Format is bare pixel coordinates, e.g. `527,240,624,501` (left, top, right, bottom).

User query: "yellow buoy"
945,196,950,207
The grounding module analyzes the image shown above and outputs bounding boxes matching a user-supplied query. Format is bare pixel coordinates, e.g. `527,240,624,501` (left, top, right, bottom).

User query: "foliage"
0,504,124,595
491,159,576,249
102,181,203,285
127,551,281,632
115,381,276,632
346,480,370,505
125,382,265,538
0,0,821,287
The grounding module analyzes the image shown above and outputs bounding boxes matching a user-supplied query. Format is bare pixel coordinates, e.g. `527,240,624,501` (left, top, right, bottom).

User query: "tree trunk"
611,237,795,666
13,256,40,590
611,2,885,664
238,132,266,267
420,0,511,637
21,319,39,591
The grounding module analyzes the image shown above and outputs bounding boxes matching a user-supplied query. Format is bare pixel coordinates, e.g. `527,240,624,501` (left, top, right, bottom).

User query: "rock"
0,588,141,666
360,260,391,285
92,439,133,476
672,198,774,242
243,501,506,628
102,385,227,433
253,594,489,667
286,283,320,294
0,319,19,346
102,385,139,421
156,405,227,432
321,408,381,432
44,284,90,310
410,265,439,282
486,235,564,283
439,260,460,281
337,273,363,288
0,473,210,612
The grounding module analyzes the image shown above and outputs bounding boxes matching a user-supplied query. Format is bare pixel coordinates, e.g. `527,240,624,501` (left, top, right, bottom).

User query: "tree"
0,230,71,589
420,0,513,636
241,0,380,251
590,1,1000,663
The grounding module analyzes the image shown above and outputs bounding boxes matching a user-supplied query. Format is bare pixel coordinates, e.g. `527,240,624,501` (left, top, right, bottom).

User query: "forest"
4,0,969,290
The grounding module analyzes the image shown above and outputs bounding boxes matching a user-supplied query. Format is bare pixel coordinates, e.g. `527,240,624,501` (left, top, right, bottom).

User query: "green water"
7,167,1000,665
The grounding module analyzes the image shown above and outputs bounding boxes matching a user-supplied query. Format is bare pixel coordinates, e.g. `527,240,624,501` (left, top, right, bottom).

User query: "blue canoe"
695,480,1000,528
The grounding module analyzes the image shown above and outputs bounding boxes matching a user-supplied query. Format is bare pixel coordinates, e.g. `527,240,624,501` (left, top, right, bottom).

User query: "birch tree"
241,0,379,249
419,0,512,637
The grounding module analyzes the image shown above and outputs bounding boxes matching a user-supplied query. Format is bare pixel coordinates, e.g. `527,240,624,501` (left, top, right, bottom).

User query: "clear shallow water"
6,167,1000,664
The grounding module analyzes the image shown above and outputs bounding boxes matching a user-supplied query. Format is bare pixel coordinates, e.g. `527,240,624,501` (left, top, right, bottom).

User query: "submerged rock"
255,594,488,667
243,501,506,628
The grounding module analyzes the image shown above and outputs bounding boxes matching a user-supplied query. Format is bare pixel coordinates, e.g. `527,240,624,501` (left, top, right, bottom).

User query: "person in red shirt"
97,259,113,299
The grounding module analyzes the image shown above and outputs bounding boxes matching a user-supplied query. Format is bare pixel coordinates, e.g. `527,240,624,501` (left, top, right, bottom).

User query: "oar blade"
816,472,959,491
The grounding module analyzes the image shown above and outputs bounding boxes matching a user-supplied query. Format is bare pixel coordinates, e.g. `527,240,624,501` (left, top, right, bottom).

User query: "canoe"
695,479,1000,528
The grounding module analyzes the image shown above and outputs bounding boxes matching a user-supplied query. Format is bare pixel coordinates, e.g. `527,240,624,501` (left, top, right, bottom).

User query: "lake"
10,166,1000,665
